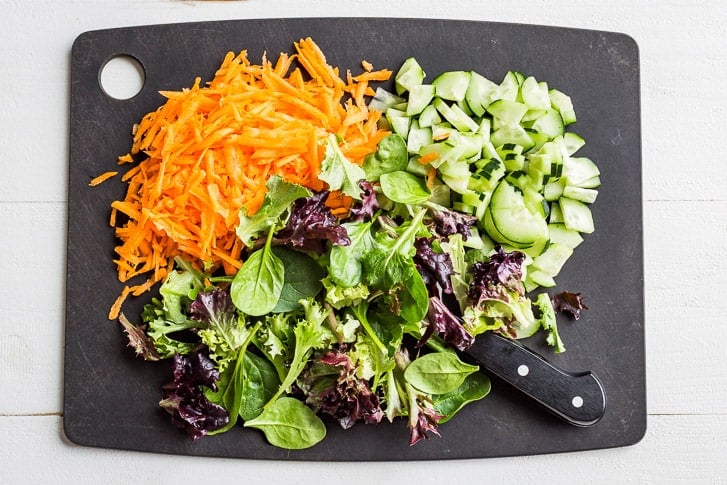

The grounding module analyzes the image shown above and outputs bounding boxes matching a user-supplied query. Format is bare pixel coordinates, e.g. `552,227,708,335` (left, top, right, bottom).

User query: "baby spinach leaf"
318,134,366,199
379,171,431,205
271,247,325,313
239,352,281,421
433,372,491,423
244,397,326,450
404,352,479,395
397,265,430,324
236,175,311,246
328,221,374,287
362,133,408,181
231,227,284,317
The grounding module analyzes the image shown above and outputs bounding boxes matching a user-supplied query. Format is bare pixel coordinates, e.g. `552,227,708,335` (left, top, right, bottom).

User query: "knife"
439,289,606,427
462,331,606,427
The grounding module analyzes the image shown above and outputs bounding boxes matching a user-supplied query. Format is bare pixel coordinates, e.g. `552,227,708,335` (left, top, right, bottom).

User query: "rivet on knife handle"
464,332,606,426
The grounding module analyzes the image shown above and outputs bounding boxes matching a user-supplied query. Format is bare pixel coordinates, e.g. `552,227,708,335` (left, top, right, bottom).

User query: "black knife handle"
466,332,606,426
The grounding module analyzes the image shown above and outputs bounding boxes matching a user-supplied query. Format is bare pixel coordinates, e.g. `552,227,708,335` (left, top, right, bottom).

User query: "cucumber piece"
406,84,436,116
406,120,433,154
466,71,499,117
487,99,528,125
453,201,476,214
524,128,549,153
563,156,600,186
433,71,470,102
527,269,557,288
485,181,549,248
477,117,492,137
522,109,548,123
543,179,565,201
456,99,474,116
529,109,564,139
562,185,598,204
547,223,584,249
369,87,405,113
497,71,521,101
472,158,506,191
548,88,577,125
520,76,551,110
438,158,471,194
406,156,431,177
386,108,411,138
531,243,573,276
445,131,485,160
574,175,602,189
559,197,595,234
490,125,535,151
563,132,586,155
549,201,564,224
417,104,442,128
488,204,548,248
433,98,479,132
419,140,464,169
431,122,455,142
395,57,426,95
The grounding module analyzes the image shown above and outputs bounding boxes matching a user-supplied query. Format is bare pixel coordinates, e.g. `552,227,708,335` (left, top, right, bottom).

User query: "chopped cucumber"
559,197,595,234
433,98,479,132
562,185,598,204
433,71,471,102
406,84,436,116
395,57,425,95
417,104,442,128
406,120,433,154
487,99,528,125
381,59,600,296
521,76,551,110
369,87,405,113
563,156,600,186
547,223,584,249
548,88,577,125
466,71,499,117
531,243,573,276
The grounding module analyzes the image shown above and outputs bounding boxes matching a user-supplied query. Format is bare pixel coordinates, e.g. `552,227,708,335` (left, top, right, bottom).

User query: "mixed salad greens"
120,56,595,449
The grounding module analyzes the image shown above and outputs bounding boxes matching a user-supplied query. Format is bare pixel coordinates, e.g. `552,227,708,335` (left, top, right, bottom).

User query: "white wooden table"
2,1,725,482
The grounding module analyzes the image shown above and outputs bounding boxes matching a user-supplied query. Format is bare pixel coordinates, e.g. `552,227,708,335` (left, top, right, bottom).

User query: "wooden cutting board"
64,18,645,460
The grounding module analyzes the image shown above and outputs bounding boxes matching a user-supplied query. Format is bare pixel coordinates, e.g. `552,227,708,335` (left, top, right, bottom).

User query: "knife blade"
461,331,606,426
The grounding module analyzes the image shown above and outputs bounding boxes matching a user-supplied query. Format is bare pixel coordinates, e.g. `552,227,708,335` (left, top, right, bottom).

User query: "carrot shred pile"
108,37,392,320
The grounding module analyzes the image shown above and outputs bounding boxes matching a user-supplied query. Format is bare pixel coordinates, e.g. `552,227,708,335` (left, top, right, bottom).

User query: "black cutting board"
64,18,644,460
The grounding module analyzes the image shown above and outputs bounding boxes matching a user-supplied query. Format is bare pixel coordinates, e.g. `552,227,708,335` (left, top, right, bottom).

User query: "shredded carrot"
418,152,440,165
106,38,391,320
89,171,118,187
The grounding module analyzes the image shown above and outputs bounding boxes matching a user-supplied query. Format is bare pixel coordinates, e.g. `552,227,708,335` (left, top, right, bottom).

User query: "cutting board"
64,18,645,460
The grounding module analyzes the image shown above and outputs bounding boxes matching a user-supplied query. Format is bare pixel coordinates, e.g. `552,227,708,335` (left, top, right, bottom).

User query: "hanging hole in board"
99,54,145,100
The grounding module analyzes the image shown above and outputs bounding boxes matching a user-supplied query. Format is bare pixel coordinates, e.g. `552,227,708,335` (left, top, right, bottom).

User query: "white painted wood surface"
1,0,726,482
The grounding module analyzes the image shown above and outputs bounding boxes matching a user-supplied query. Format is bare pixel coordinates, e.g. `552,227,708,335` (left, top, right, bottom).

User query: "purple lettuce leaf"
159,352,229,440
408,398,444,446
189,287,235,327
417,296,474,351
431,207,477,241
118,313,161,361
468,246,527,307
300,348,383,429
413,237,455,298
275,191,351,252
348,180,380,222
552,291,589,320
